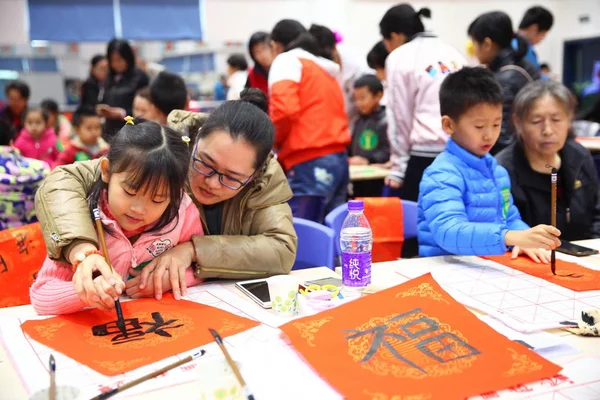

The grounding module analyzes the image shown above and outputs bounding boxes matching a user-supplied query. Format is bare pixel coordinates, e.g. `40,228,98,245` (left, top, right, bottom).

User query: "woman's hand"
126,269,172,299
96,104,126,119
511,246,551,264
137,242,195,300
72,253,125,311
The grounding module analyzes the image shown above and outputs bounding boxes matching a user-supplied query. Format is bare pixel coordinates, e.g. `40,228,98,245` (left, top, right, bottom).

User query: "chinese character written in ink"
343,308,480,374
92,312,184,345
15,232,29,255
0,255,7,273
348,258,360,280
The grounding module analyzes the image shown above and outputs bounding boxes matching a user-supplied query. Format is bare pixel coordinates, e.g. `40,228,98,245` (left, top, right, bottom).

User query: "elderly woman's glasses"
192,142,253,190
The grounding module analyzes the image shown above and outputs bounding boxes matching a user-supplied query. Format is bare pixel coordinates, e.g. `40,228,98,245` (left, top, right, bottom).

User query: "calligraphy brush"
49,354,56,400
93,208,125,330
550,168,557,275
89,349,206,400
209,328,255,400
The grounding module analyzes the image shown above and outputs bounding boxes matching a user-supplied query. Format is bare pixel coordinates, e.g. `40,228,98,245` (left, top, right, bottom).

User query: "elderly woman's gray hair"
512,80,575,122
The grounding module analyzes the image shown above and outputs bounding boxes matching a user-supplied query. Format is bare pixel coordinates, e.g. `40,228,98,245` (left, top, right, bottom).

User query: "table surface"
2,240,600,399
575,137,600,151
349,164,391,181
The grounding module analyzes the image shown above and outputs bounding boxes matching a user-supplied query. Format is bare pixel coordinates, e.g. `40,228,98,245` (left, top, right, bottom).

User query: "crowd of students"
1,3,600,314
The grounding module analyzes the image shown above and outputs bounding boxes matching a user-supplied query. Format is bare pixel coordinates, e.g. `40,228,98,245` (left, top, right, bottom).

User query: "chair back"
292,217,335,270
288,195,327,223
325,199,418,262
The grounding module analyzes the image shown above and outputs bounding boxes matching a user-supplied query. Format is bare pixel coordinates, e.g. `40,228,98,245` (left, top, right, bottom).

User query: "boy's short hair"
354,74,384,95
72,105,98,127
40,99,59,114
227,54,249,71
439,67,503,120
149,71,187,117
367,41,389,70
519,6,554,32
540,63,550,70
0,120,14,146
5,80,30,99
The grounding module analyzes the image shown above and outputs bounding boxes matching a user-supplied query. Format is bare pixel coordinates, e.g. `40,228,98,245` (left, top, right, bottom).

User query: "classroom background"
0,0,598,107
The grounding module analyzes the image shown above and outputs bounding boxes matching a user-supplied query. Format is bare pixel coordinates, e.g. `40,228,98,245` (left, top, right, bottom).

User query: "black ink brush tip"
209,328,223,344
49,354,56,372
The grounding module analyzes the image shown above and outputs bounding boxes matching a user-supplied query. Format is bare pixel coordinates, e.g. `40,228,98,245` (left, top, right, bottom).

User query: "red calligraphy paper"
482,253,600,292
280,273,561,400
21,294,259,376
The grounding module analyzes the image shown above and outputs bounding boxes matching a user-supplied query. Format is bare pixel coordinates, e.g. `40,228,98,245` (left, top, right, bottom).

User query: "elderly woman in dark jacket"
496,80,600,241
468,11,540,154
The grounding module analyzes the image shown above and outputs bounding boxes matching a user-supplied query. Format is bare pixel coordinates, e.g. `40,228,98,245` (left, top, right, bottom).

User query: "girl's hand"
511,246,551,264
137,242,195,300
72,254,125,311
126,269,172,299
349,156,369,166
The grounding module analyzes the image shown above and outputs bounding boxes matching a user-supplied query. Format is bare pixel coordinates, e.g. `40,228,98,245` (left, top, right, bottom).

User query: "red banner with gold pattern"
280,273,561,400
482,253,600,292
21,294,259,376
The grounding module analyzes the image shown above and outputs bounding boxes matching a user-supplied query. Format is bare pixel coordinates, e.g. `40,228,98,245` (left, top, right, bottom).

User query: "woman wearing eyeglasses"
34,90,297,304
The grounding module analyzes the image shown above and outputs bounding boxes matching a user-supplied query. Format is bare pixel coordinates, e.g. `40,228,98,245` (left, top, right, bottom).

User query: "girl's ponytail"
512,33,529,62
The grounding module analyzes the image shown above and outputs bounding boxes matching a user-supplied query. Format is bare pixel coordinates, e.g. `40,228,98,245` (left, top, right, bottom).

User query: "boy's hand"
511,246,551,264
505,225,561,250
349,156,369,166
385,176,403,189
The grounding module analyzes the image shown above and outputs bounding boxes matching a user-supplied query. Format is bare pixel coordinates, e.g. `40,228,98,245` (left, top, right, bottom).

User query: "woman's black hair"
379,4,430,40
467,11,527,61
91,54,106,67
367,41,389,70
271,19,306,49
308,24,337,60
87,120,190,235
196,100,274,170
240,88,268,114
106,39,136,76
227,54,249,71
248,31,270,76
285,32,321,56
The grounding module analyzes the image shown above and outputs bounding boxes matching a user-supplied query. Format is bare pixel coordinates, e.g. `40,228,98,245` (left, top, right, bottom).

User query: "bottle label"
342,251,372,287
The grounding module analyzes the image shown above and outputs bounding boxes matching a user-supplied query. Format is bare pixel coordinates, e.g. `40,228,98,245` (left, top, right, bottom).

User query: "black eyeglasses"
191,142,253,190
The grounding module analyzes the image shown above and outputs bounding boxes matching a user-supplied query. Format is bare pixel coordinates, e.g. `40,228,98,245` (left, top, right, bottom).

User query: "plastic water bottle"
341,200,373,292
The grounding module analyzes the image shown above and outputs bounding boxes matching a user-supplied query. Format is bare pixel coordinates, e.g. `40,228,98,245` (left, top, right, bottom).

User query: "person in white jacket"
380,3,467,201
226,54,249,101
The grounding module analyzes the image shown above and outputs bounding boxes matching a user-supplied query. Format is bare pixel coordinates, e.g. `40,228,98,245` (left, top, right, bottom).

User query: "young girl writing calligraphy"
30,118,203,315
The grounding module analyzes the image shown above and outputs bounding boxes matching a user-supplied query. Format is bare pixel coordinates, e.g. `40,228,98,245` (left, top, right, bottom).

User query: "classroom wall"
0,0,598,81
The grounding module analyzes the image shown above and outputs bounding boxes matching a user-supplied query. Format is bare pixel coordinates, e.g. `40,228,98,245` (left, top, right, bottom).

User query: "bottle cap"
348,200,364,211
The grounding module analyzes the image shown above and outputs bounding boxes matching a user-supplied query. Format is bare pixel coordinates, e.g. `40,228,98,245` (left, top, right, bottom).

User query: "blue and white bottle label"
342,251,371,287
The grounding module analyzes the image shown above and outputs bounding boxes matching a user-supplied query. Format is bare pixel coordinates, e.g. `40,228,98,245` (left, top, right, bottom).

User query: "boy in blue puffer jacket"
418,67,561,262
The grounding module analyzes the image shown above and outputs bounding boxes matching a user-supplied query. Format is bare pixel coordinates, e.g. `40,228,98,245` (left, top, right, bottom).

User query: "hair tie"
181,135,191,146
332,30,343,44
124,116,134,125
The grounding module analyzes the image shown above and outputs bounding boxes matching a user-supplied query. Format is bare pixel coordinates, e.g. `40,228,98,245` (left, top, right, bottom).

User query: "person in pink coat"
13,108,59,166
30,119,203,315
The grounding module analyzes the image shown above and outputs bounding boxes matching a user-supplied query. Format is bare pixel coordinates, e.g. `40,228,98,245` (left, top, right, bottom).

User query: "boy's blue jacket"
418,139,529,257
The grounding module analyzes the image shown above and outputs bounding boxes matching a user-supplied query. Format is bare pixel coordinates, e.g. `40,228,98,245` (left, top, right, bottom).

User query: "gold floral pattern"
96,357,149,373
293,317,334,347
220,318,246,334
364,391,432,400
395,283,449,304
504,348,543,376
33,322,66,340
